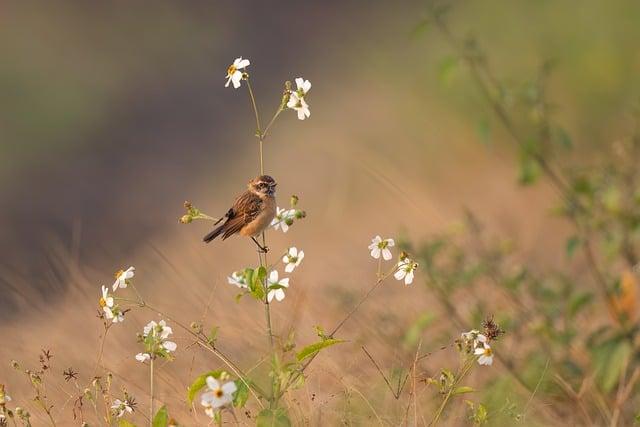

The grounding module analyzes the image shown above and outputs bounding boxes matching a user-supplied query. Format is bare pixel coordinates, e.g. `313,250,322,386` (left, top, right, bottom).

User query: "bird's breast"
240,196,276,237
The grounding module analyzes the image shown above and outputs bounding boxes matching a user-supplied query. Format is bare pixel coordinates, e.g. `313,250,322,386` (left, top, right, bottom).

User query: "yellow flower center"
99,297,107,307
114,270,124,279
227,65,236,77
484,347,493,356
215,389,224,398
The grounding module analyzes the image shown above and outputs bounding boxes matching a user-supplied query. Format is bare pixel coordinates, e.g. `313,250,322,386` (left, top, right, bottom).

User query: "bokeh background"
2,0,640,425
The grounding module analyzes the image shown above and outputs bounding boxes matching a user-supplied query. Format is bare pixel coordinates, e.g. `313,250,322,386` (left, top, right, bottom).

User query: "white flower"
394,257,418,285
111,399,134,417
267,270,289,302
143,320,157,337
461,330,487,347
283,247,305,273
287,77,311,120
162,341,177,352
228,271,248,289
201,376,237,411
135,353,151,363
225,57,250,89
100,286,124,322
113,266,135,291
271,207,295,232
368,236,395,261
474,343,494,366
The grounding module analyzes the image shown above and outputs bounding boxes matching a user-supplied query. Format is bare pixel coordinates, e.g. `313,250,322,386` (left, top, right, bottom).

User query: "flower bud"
295,210,306,219
179,215,192,224
290,195,299,207
10,360,19,370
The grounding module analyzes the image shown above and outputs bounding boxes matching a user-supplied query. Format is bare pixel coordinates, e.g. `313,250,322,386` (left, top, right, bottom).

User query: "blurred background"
2,0,640,425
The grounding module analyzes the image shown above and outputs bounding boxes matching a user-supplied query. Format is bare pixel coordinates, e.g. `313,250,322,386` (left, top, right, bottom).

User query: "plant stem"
429,358,474,427
149,358,154,426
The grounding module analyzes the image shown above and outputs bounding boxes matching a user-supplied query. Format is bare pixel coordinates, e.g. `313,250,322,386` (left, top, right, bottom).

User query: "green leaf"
152,406,168,427
593,339,631,393
403,312,435,347
453,386,475,395
256,408,292,427
233,379,249,408
296,339,345,362
410,18,430,39
476,118,491,145
438,56,458,86
518,152,540,185
566,236,581,259
568,292,593,318
119,421,137,427
187,370,223,403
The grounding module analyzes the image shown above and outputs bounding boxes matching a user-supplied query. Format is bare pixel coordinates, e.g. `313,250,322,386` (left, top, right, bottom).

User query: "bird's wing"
221,191,262,239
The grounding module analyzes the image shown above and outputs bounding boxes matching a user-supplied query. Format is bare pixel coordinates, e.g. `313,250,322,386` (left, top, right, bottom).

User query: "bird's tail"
203,224,225,243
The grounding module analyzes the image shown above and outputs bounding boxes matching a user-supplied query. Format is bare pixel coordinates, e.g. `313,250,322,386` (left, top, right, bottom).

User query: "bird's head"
249,175,277,197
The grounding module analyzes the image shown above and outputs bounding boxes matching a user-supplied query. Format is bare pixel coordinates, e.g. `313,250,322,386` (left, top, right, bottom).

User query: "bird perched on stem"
203,175,277,252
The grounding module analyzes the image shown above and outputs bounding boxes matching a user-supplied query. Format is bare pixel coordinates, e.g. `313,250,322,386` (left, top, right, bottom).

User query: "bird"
203,175,277,252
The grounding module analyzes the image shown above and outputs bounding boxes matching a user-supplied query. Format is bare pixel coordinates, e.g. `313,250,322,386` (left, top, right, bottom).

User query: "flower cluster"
110,393,136,418
135,320,177,362
201,374,237,417
99,285,125,323
98,266,136,323
0,384,11,423
460,329,494,366
224,56,311,120
271,206,306,233
368,236,419,285
394,253,419,286
287,77,311,120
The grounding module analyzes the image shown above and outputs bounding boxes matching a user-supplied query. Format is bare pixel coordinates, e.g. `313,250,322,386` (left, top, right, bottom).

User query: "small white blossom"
474,343,494,366
113,266,135,291
100,286,124,323
225,57,250,89
201,376,237,413
271,207,295,232
135,353,151,363
461,330,487,348
394,257,418,285
111,399,134,418
368,235,395,261
267,270,289,302
228,271,248,289
287,77,311,120
283,247,304,273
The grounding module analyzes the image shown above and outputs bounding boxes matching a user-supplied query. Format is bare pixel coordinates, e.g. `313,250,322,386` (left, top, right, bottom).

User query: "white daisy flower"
283,247,305,273
267,270,289,302
394,257,418,285
113,266,135,291
225,57,250,89
474,343,494,366
228,271,248,289
111,399,134,418
287,78,311,120
368,235,395,261
135,353,151,363
201,376,237,412
271,207,295,232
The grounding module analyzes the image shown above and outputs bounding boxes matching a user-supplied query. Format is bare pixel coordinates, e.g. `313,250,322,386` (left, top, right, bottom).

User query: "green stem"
149,358,154,426
429,358,475,427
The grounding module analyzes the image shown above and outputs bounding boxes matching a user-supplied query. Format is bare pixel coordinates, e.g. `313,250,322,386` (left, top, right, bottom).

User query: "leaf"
476,118,491,145
256,408,292,427
592,339,631,393
233,379,249,408
119,421,137,427
438,56,458,86
187,370,223,404
568,292,593,318
518,152,540,185
296,339,345,362
410,18,430,39
152,406,168,427
453,386,475,395
566,236,580,259
403,312,435,347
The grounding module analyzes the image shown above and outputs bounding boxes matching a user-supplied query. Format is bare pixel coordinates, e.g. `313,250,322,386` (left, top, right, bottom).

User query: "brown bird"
203,175,277,252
